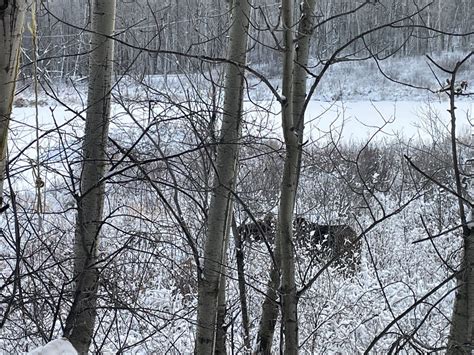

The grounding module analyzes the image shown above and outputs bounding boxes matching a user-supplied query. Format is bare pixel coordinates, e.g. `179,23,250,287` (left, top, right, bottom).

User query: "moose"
237,214,360,269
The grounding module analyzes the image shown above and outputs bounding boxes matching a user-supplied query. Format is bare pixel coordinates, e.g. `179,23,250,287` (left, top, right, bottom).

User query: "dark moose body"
238,215,360,269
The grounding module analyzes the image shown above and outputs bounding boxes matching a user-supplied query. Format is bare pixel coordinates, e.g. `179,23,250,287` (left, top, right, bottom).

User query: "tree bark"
448,237,474,355
446,61,474,354
293,0,316,185
195,0,251,353
215,209,233,354
255,251,281,354
232,215,251,351
256,1,316,353
215,267,228,354
278,0,298,351
0,0,30,207
63,0,116,353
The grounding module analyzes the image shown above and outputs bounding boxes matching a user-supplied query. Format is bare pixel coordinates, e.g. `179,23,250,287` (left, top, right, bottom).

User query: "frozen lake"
10,99,473,153
242,99,473,143
307,99,472,141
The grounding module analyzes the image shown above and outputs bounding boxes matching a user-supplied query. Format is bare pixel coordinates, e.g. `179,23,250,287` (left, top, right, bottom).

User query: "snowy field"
5,95,470,352
3,52,473,352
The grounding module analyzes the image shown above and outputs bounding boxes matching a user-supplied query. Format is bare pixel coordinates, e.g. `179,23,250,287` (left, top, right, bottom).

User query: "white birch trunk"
195,0,251,353
293,0,316,175
63,1,116,353
278,0,298,351
256,1,316,353
215,219,231,354
0,0,30,207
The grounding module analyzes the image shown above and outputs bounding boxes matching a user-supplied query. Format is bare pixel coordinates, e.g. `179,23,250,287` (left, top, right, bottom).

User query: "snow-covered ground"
10,98,471,157
28,338,77,355
2,51,473,353
241,99,473,142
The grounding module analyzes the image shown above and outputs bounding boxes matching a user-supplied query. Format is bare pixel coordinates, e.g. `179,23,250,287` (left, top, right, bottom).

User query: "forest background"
1,0,474,353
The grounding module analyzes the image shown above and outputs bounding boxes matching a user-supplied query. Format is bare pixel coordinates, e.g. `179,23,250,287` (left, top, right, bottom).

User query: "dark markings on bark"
0,1,9,12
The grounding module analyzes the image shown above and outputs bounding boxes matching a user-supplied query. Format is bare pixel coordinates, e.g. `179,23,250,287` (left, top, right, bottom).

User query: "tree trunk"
293,0,316,184
448,235,474,355
255,251,281,354
232,215,251,351
256,1,316,353
215,209,233,354
447,63,474,354
215,268,228,355
63,0,116,353
0,0,30,207
278,0,298,351
195,0,251,353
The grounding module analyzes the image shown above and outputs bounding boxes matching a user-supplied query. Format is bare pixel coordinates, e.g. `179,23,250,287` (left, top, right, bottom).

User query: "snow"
239,98,472,142
304,99,472,141
2,52,473,352
12,96,471,156
27,338,77,355
3,93,468,352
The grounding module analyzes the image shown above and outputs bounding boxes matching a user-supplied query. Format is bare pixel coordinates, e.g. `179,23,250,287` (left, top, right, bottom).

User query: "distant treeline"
22,0,473,79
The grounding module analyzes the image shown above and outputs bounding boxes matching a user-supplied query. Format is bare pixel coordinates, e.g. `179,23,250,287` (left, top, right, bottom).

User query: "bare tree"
276,0,299,352
256,0,319,351
437,52,474,354
195,0,252,353
63,0,116,352
362,51,473,353
0,0,31,210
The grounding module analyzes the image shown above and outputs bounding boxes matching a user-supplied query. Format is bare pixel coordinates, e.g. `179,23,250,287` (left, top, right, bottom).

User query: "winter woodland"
0,0,474,353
